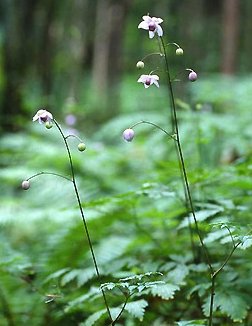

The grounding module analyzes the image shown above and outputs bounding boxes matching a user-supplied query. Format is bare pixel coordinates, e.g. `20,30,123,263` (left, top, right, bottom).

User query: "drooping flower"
136,61,145,69
137,74,159,88
138,15,163,39
123,129,134,142
176,48,184,56
33,109,53,124
21,180,30,190
188,71,198,82
78,143,86,152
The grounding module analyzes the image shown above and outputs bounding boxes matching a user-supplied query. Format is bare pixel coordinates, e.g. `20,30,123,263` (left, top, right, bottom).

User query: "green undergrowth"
1,76,252,325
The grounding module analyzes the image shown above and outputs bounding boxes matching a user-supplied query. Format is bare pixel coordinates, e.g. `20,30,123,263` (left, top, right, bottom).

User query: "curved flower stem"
65,134,83,143
141,52,163,61
159,36,213,273
130,120,175,139
53,119,112,322
26,171,72,182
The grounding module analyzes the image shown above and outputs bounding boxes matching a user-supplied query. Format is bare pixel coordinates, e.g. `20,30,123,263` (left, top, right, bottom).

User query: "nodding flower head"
21,180,30,190
188,71,198,82
137,74,159,88
123,129,134,142
138,15,163,39
136,61,145,69
33,109,53,124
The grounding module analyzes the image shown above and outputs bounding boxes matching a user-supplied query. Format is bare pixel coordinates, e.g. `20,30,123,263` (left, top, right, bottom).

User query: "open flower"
137,74,159,88
33,109,53,124
138,15,163,39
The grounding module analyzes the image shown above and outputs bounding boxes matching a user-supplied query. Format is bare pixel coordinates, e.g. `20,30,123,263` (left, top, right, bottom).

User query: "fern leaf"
151,283,180,300
124,299,148,321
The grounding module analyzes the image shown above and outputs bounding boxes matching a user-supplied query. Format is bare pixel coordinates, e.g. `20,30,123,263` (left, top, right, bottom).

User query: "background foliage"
1,0,252,325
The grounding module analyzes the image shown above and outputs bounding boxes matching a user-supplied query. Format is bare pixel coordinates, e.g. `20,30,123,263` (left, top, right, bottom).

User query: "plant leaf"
124,299,148,321
151,283,180,300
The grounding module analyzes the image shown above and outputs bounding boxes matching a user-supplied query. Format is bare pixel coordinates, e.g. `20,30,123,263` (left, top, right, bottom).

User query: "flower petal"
156,25,163,37
153,80,160,88
142,15,152,22
144,83,150,88
149,31,155,38
151,75,159,81
138,21,149,30
153,17,163,24
137,75,147,83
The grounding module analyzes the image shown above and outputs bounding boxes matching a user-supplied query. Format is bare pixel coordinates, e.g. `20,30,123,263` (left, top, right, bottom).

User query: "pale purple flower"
138,15,163,39
123,129,134,142
137,74,159,88
33,109,53,124
188,71,198,82
65,114,77,126
21,180,30,190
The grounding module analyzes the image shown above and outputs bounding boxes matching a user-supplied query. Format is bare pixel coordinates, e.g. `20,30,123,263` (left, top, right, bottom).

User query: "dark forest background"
0,0,249,132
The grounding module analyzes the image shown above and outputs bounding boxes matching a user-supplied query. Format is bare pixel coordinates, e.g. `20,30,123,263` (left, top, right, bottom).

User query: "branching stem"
54,119,112,322
160,36,213,273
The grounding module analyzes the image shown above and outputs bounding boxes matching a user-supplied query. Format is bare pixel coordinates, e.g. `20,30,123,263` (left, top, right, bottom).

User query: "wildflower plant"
122,13,251,326
19,14,252,326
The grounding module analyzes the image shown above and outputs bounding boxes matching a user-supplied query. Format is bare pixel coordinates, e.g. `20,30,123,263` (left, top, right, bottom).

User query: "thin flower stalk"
159,36,213,272
53,119,112,323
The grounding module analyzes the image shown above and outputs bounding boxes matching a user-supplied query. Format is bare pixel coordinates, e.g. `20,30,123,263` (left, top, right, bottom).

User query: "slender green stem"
212,241,241,278
130,120,175,139
53,119,112,322
159,36,212,272
208,240,241,325
27,171,72,182
112,294,131,325
65,134,83,143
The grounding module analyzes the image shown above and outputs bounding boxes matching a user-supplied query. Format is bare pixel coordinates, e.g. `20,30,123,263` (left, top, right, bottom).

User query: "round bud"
196,103,202,111
123,129,134,142
176,48,184,56
45,121,53,129
188,71,198,82
78,143,86,152
136,61,145,69
21,180,30,190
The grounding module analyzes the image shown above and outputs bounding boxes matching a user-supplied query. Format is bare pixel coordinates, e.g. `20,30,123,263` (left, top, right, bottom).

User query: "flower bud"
22,180,30,190
78,143,86,152
45,121,53,129
176,48,184,56
123,129,134,142
136,61,145,69
188,71,198,82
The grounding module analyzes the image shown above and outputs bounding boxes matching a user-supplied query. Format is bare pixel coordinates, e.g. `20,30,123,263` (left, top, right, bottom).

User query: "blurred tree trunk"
37,0,57,96
221,0,240,74
92,0,132,119
1,0,38,131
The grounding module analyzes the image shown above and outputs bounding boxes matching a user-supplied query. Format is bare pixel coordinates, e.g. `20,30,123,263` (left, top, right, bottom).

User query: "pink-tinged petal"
142,15,152,22
151,75,159,81
137,75,147,83
156,25,163,36
138,21,149,30
153,17,163,24
149,31,155,38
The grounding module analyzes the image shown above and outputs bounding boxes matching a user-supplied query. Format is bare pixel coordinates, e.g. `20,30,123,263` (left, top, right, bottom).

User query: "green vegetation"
1,1,252,324
1,76,252,325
